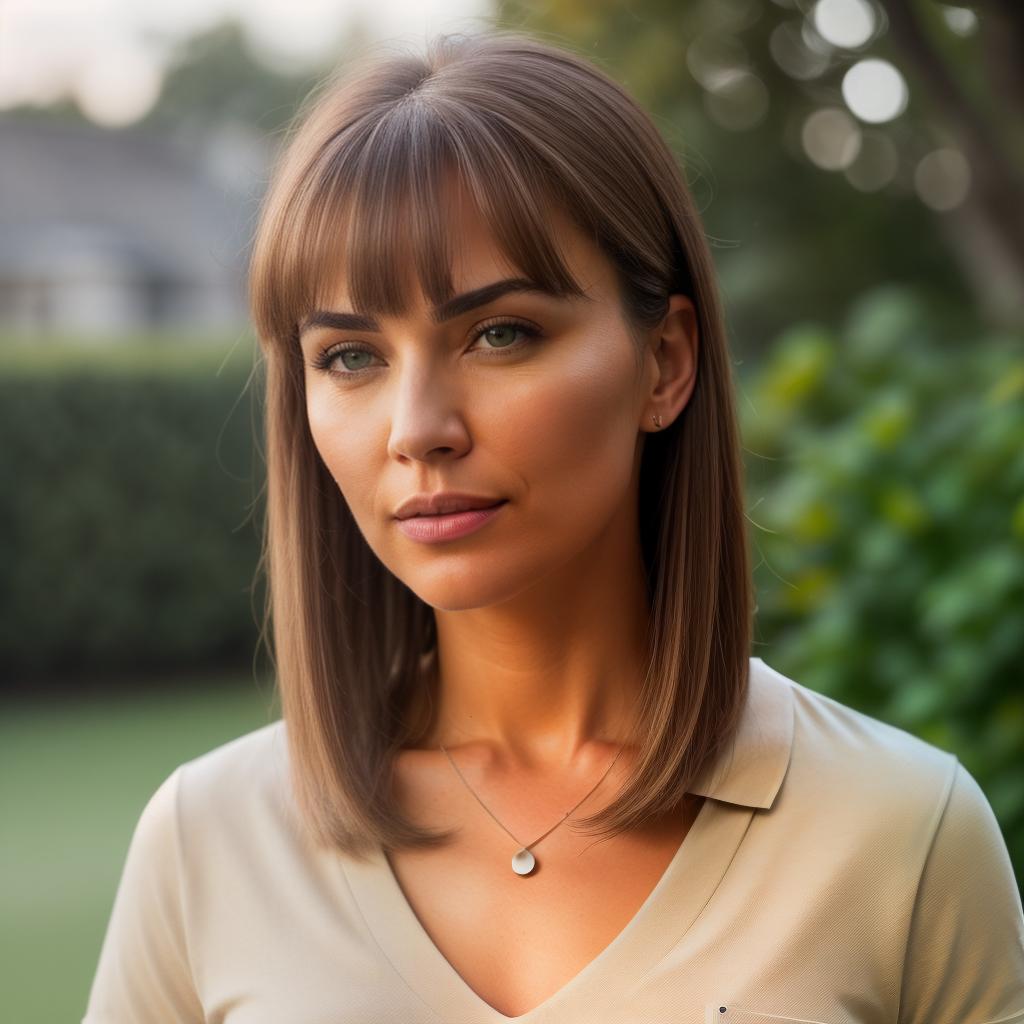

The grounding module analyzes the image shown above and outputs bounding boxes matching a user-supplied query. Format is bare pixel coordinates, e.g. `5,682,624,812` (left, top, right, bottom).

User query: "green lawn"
0,673,279,1024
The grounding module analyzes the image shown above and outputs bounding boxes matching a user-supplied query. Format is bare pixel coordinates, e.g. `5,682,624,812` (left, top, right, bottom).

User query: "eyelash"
309,317,544,378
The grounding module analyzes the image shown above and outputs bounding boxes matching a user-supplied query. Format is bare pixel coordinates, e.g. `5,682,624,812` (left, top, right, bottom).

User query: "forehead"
318,175,609,317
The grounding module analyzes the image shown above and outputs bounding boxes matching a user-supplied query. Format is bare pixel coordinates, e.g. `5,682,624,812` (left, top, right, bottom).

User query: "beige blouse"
82,656,1024,1024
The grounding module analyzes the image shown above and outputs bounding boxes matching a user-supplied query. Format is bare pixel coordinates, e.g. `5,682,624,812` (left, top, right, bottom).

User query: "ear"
641,294,698,432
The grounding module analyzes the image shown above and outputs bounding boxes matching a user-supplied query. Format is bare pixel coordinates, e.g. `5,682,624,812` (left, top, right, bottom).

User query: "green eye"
312,317,544,379
479,324,525,349
337,349,375,371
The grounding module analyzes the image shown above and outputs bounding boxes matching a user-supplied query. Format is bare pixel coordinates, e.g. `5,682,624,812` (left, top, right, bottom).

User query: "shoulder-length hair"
247,28,752,858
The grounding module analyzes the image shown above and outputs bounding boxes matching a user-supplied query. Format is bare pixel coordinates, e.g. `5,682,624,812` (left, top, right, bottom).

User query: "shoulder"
741,663,1024,1018
172,718,297,838
753,657,960,845
746,659,1015,955
179,716,288,781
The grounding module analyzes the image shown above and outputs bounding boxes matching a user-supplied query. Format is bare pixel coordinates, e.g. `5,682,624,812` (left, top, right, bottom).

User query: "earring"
652,413,662,429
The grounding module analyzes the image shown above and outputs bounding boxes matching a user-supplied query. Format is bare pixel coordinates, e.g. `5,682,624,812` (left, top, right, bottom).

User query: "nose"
386,362,472,463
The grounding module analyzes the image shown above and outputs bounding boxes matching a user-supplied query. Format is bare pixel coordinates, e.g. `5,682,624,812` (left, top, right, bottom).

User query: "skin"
299,179,701,1016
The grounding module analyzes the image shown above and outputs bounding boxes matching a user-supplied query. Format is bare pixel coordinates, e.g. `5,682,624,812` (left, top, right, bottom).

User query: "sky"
0,0,493,125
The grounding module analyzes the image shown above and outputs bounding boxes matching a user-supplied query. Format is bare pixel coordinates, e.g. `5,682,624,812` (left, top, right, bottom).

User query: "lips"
395,499,508,542
407,500,506,518
394,493,508,520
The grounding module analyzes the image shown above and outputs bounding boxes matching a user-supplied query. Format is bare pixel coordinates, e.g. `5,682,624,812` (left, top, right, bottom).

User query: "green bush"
0,337,266,686
741,284,1024,886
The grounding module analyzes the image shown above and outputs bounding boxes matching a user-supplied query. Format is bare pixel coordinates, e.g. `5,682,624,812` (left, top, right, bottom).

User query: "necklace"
439,742,625,876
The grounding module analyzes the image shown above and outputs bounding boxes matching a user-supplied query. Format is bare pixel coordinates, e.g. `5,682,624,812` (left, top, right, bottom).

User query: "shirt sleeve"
81,765,206,1023
898,758,1024,1024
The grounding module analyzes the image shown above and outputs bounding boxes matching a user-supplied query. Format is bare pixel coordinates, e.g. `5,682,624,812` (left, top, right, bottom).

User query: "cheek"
305,388,378,516
493,331,640,516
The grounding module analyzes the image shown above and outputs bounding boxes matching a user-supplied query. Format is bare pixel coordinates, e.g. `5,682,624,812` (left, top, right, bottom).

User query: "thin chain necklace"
439,742,626,876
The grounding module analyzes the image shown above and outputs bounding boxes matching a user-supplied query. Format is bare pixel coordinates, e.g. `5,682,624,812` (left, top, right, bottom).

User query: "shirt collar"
688,656,795,810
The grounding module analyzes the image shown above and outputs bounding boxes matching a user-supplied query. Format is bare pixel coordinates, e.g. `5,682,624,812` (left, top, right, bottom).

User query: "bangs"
265,93,594,347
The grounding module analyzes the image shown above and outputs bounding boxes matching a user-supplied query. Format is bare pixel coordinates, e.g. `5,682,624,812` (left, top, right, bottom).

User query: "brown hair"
248,28,752,857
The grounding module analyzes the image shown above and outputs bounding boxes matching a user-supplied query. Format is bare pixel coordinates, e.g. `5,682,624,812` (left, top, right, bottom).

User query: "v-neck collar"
338,657,794,1024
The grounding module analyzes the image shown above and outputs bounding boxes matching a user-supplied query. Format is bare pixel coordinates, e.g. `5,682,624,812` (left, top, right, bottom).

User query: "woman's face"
299,192,664,613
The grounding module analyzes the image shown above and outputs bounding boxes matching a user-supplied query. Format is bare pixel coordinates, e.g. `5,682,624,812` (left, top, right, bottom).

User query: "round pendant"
511,848,536,876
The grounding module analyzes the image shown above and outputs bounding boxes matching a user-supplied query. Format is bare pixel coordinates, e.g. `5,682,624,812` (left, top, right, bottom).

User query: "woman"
83,29,1024,1024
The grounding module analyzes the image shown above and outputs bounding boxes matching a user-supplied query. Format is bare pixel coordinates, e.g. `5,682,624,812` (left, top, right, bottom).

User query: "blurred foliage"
139,18,329,144
741,281,1024,883
0,338,265,687
500,0,1024,343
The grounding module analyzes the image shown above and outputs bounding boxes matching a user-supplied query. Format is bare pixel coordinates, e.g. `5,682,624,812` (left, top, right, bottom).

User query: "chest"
385,793,704,1019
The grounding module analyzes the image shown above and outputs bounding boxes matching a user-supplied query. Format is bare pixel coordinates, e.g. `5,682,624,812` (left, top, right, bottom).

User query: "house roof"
0,117,256,284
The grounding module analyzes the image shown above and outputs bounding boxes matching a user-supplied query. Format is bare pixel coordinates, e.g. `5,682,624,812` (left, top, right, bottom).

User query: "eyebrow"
299,277,568,337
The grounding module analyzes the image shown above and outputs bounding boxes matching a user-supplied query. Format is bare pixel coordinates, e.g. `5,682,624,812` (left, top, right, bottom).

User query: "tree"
497,0,1024,340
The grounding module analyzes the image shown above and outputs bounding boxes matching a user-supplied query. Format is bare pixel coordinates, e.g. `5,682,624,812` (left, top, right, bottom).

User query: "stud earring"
652,413,662,429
